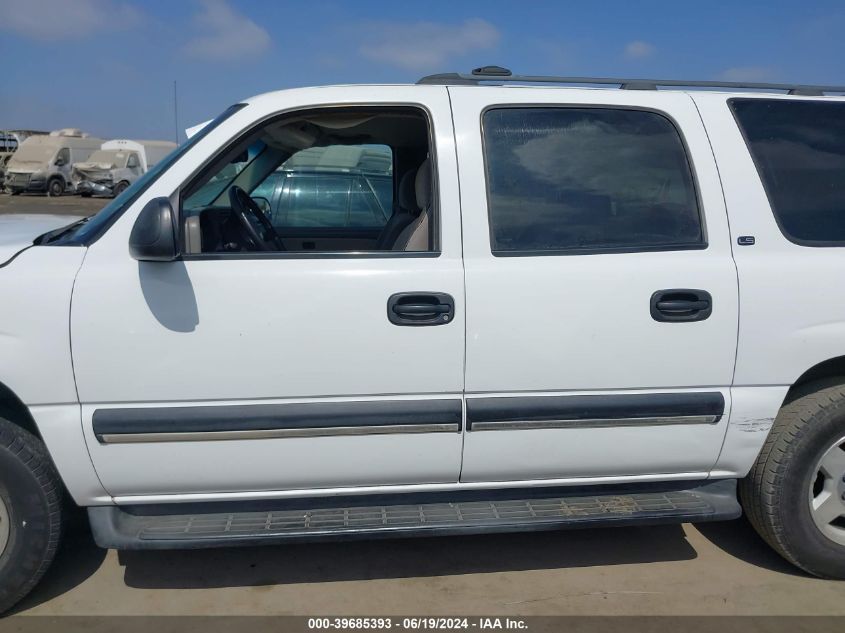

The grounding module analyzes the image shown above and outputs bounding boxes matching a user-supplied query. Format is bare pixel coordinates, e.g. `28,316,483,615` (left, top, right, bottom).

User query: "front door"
71,87,466,499
451,87,739,483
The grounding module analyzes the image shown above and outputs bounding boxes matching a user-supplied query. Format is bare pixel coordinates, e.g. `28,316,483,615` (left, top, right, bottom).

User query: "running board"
88,479,740,550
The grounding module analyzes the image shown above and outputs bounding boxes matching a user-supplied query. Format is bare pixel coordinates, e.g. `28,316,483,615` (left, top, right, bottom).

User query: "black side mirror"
55,158,65,167
251,196,271,213
129,197,178,261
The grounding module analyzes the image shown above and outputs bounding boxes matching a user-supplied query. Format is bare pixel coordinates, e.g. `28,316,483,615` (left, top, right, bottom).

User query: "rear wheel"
47,178,64,197
0,418,63,613
740,380,845,578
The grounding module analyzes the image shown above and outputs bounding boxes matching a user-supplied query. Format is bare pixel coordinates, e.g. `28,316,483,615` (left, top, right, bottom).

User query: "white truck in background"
4,130,103,197
73,139,176,197
0,130,48,192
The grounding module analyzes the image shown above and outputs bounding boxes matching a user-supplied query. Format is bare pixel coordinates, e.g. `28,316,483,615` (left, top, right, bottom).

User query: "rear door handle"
388,292,454,326
650,289,712,322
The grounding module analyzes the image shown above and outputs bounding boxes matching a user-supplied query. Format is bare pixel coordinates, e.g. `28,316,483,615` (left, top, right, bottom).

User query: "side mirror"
129,197,178,261
252,196,271,213
55,158,65,167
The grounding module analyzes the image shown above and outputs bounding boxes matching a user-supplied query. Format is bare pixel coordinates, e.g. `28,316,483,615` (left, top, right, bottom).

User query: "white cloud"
718,66,776,82
182,0,271,61
357,18,500,71
0,0,141,40
624,40,655,60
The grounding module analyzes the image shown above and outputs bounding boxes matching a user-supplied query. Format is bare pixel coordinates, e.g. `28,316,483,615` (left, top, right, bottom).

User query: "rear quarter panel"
694,92,845,476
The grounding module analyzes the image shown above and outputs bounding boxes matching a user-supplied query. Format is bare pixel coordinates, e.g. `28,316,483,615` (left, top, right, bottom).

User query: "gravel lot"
3,192,844,620
0,191,109,217
11,511,845,617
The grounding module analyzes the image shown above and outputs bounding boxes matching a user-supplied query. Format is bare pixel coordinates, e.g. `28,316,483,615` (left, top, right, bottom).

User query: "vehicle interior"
180,106,435,254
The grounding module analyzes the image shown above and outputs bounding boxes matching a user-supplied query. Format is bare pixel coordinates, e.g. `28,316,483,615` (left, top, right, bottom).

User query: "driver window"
180,106,435,255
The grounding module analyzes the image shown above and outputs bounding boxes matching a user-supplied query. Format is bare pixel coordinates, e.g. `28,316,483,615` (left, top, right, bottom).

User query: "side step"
88,479,741,550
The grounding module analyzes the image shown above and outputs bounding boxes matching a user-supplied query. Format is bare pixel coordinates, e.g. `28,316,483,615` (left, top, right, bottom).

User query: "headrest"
397,169,418,212
415,157,431,210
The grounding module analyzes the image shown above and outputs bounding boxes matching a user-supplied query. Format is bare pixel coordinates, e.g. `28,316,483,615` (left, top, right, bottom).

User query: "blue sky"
1,0,843,141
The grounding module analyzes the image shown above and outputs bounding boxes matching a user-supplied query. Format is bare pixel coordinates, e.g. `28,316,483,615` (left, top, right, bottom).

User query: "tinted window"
267,144,394,229
349,176,389,226
369,176,393,215
483,108,703,254
279,175,348,227
250,172,279,204
731,99,845,245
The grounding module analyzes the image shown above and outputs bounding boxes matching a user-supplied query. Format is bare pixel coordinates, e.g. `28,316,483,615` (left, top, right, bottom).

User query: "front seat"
375,166,420,250
392,157,431,251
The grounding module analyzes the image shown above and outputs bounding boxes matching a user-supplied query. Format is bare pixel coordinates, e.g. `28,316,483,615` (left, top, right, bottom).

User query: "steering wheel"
228,185,285,251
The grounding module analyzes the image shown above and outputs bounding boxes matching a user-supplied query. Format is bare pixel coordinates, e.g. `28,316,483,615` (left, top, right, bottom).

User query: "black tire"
79,192,92,198
46,178,64,197
112,181,129,197
0,418,63,613
740,378,845,578
9,189,20,196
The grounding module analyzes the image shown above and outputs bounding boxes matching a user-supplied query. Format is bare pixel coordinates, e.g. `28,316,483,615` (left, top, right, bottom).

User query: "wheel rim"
809,434,845,546
0,496,10,557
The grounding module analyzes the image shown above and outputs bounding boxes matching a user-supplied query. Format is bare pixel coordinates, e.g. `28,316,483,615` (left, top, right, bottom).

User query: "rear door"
450,87,739,482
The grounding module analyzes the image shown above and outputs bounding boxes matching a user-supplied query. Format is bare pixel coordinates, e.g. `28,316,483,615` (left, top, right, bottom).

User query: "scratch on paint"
731,417,774,433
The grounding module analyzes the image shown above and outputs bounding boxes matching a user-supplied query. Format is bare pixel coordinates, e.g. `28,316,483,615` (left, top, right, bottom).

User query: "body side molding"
93,399,463,443
466,392,725,431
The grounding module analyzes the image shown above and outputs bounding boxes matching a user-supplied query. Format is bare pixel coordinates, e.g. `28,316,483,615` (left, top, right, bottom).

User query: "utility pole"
173,80,179,145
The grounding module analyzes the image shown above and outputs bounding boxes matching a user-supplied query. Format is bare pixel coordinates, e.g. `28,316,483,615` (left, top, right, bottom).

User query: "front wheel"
0,418,63,613
46,178,64,197
112,181,129,197
740,380,845,578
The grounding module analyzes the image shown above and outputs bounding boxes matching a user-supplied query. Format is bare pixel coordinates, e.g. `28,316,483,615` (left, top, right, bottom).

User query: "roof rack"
417,66,845,97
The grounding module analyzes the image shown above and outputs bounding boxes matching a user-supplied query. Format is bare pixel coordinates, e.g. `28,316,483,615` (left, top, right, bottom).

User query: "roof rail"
417,66,845,96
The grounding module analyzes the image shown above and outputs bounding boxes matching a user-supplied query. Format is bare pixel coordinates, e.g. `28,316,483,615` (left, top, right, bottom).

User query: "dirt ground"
10,510,845,617
0,191,109,217
2,192,844,619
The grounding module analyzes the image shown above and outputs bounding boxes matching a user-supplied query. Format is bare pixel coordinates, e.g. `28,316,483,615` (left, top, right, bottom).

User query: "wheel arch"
785,356,845,405
0,379,42,440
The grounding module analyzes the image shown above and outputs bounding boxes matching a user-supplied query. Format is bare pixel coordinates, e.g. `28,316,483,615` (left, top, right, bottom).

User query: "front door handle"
388,292,454,326
650,289,712,322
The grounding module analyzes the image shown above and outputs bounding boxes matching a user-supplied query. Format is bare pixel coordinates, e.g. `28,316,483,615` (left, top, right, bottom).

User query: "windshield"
10,142,55,165
84,150,125,167
48,103,247,246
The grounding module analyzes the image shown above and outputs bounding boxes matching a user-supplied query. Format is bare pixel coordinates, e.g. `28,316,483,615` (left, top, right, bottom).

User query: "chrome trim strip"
99,423,460,444
470,415,719,431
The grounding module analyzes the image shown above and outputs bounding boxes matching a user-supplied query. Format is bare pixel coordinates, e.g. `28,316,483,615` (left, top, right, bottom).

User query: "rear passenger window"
731,99,845,245
482,108,703,254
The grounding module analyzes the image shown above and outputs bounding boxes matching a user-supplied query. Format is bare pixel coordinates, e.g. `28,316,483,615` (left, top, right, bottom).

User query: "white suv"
1,67,844,612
